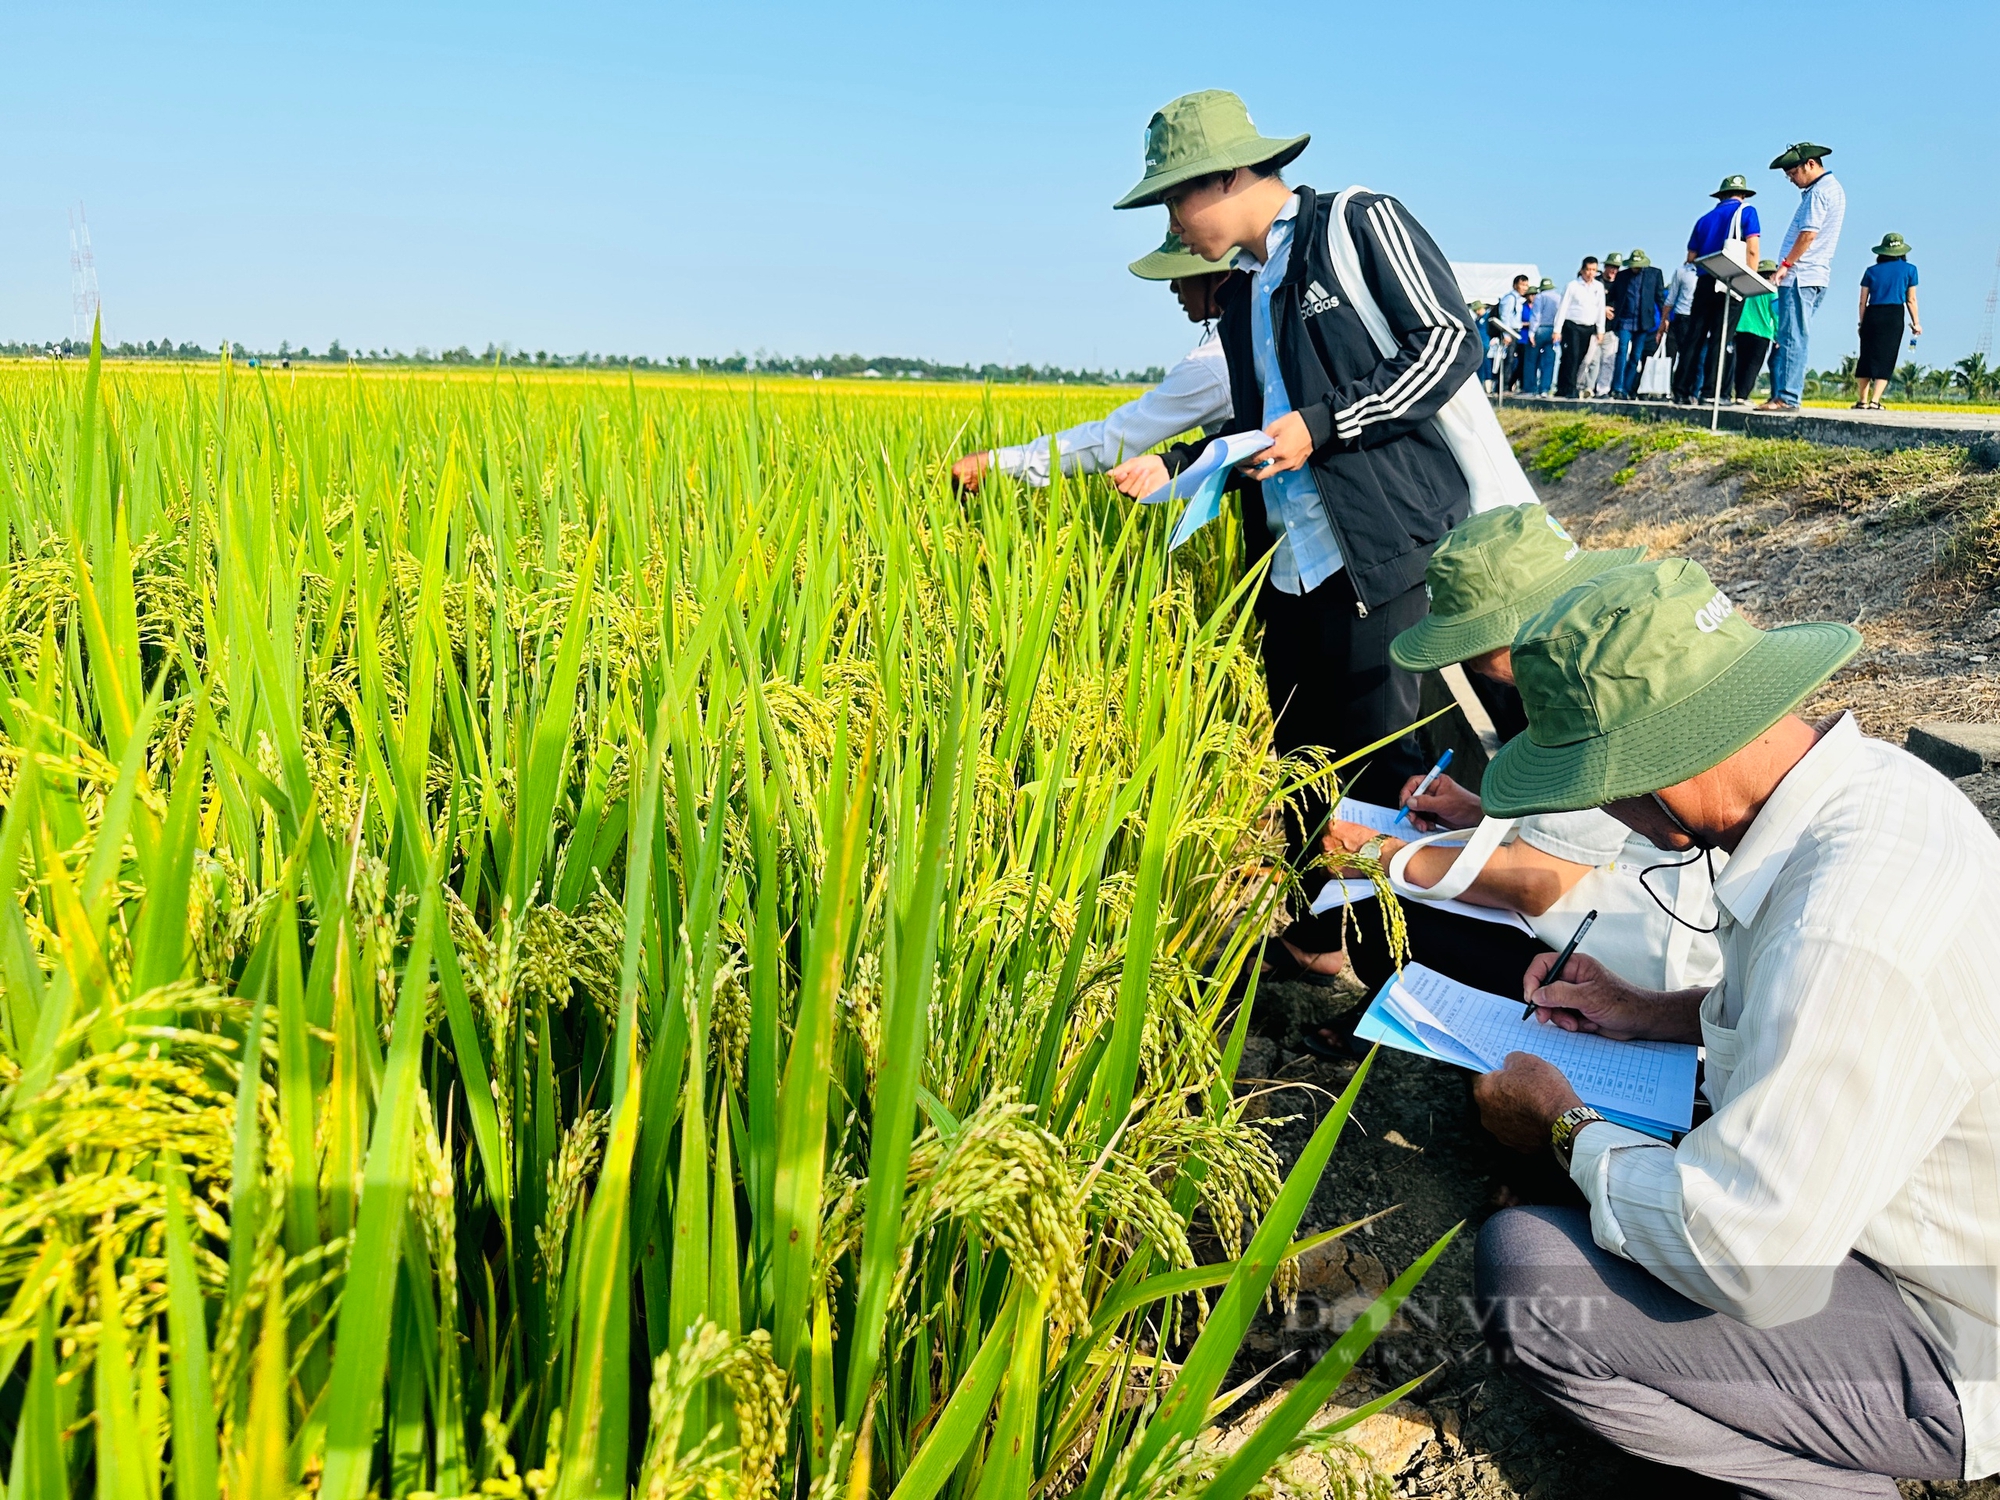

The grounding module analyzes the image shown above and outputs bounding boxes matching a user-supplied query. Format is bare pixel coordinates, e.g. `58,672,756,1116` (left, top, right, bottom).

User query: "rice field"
0,338,1442,1498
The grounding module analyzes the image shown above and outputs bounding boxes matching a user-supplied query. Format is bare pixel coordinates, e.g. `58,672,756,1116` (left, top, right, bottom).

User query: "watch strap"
1550,1105,1605,1171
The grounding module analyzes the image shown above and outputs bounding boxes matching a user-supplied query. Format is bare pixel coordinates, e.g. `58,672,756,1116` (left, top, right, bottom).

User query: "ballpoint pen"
1526,909,1597,1020
1394,748,1452,830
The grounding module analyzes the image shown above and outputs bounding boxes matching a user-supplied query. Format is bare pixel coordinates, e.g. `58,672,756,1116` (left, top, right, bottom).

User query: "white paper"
1315,799,1505,928
1332,797,1403,834
1135,430,1272,506
1380,963,1697,1129
1310,877,1532,932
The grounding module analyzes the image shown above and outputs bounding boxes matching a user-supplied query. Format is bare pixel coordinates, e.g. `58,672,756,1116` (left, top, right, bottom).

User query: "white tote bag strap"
1326,186,1400,358
1387,815,1517,903
1439,662,1503,759
1324,186,1539,514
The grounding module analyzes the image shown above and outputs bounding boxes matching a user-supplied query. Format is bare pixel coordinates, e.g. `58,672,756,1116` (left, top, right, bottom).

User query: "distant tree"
1955,354,1994,403
326,340,345,359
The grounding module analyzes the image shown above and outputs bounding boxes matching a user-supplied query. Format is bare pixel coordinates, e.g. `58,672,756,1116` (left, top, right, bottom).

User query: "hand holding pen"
1394,749,1453,830
1524,909,1597,1020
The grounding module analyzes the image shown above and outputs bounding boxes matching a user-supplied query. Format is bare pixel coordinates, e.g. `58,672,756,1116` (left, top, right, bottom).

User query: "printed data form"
1381,963,1698,1131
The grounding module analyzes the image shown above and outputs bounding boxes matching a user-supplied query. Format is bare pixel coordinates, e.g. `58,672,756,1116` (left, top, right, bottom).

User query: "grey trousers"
1474,1206,1965,1499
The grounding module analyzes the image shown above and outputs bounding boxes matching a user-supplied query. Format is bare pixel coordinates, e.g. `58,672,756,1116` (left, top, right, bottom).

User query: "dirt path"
1222,416,2000,1498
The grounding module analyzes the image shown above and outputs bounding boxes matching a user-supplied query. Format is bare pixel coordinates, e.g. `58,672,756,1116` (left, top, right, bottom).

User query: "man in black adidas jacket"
1117,90,1481,970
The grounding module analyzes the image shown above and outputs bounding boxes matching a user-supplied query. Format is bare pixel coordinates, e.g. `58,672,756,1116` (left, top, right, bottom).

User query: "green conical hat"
1872,232,1912,258
1770,141,1832,170
1128,232,1237,281
1712,173,1756,198
1390,505,1644,673
1482,559,1861,816
1114,91,1309,210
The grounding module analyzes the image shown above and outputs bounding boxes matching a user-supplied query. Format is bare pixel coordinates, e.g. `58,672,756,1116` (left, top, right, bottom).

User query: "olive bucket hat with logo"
1872,232,1913,258
1712,173,1757,199
1127,231,1238,281
1113,91,1310,210
1389,504,1644,673
1481,558,1861,816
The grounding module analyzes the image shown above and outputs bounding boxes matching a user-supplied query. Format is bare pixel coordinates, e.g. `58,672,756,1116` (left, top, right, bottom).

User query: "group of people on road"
947,91,2000,1496
1479,142,1921,412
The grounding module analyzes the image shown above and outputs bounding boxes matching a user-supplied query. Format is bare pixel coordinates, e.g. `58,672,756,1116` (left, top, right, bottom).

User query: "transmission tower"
1978,247,2000,359
68,204,101,345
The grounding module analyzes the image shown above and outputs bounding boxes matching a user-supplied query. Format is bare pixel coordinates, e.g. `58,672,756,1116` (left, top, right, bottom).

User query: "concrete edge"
1493,393,2000,465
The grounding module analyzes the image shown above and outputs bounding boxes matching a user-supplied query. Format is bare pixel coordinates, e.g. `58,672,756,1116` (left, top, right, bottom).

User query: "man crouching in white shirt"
1468,556,2000,1497
949,233,1235,495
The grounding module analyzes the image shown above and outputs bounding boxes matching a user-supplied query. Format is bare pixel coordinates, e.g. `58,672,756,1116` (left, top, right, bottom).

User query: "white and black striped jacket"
1174,185,1480,610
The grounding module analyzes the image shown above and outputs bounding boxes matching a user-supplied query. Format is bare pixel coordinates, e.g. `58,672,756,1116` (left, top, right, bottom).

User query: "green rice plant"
0,327,1446,1497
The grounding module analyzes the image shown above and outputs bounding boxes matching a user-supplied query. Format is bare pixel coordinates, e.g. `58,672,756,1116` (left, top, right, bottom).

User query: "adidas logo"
1302,279,1341,317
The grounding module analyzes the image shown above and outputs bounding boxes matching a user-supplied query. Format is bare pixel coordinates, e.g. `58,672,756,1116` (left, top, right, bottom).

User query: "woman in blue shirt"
1855,233,1921,409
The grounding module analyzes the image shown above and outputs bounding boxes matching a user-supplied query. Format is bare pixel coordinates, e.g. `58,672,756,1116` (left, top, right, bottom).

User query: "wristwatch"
1356,834,1389,863
1550,1105,1605,1171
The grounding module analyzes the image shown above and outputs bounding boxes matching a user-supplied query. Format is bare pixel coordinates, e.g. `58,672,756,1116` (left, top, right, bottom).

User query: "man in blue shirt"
1672,174,1761,404
1493,275,1529,390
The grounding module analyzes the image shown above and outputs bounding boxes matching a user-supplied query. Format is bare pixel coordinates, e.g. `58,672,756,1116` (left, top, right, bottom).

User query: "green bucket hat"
1712,173,1756,199
1538,277,1555,291
1390,505,1644,673
1770,141,1832,170
1113,91,1309,210
1604,253,1624,269
1128,232,1237,281
1627,249,1652,269
1872,232,1912,258
1758,258,1779,274
1482,559,1861,816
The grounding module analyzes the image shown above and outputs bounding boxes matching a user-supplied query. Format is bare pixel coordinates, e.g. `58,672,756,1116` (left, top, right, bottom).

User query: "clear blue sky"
4,0,1992,373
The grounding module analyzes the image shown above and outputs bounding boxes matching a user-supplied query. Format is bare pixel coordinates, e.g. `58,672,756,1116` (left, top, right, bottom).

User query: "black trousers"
1671,278,1729,401
1728,331,1772,399
1259,568,1430,947
1554,322,1595,397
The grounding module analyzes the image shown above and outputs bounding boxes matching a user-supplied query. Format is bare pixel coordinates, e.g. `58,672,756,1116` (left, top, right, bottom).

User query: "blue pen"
1394,748,1453,829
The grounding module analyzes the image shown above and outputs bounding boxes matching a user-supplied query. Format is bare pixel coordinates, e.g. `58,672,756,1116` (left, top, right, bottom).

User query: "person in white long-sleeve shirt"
951,233,1235,495
1472,558,2000,1496
1551,258,1606,398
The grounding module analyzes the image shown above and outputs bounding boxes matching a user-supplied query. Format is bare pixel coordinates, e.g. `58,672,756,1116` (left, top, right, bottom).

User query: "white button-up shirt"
1234,194,1344,595
1553,276,1606,334
1569,713,2000,1479
990,334,1232,485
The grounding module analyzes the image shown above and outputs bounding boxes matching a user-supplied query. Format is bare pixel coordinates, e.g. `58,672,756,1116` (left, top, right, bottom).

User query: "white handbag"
1720,200,1751,273
1637,334,1673,397
1325,186,1539,515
